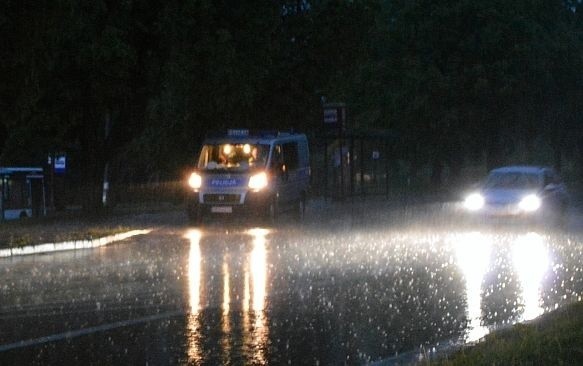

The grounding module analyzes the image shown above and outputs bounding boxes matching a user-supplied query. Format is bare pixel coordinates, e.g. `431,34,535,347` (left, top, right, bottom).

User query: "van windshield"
483,172,540,190
198,143,269,171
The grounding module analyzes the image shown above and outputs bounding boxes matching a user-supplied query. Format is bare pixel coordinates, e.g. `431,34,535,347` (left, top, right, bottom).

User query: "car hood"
482,189,538,204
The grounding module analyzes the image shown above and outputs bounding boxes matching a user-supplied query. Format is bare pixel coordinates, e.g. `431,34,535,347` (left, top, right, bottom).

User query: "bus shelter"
0,167,47,220
313,129,398,199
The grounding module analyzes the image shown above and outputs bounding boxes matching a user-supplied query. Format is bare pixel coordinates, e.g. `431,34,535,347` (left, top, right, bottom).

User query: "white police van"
186,129,310,223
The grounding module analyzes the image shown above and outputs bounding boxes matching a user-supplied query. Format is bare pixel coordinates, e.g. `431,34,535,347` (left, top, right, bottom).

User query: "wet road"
1,202,583,365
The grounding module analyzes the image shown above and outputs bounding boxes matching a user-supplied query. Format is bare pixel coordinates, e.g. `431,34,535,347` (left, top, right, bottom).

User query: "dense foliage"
1,0,581,207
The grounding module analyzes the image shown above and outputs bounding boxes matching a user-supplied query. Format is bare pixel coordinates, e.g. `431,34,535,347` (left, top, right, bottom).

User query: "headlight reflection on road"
183,228,270,364
185,229,203,364
223,260,231,315
250,230,267,312
453,232,492,342
244,228,269,365
512,232,549,321
186,229,202,314
221,258,232,363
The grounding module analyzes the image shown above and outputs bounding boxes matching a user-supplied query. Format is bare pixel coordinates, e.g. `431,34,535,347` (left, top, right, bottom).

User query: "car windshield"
197,143,269,171
483,172,540,190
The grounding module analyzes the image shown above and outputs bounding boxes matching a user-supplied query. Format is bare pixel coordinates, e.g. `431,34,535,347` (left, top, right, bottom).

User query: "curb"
0,229,152,258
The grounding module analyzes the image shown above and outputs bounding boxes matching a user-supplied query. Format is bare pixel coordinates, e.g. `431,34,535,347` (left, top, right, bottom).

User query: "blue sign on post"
323,103,346,129
54,155,66,174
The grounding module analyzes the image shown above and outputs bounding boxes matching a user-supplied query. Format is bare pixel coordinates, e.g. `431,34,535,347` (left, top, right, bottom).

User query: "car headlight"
188,172,202,190
519,194,541,212
464,193,484,211
248,172,268,191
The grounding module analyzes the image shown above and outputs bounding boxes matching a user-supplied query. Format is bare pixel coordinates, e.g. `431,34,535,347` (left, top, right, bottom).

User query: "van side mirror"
278,163,287,176
543,183,556,192
270,162,287,179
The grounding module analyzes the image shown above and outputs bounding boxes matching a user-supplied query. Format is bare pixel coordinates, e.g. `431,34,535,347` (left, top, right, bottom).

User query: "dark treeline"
1,0,582,207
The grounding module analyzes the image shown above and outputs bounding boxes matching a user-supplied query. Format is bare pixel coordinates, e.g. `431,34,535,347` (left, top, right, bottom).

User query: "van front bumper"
187,190,273,217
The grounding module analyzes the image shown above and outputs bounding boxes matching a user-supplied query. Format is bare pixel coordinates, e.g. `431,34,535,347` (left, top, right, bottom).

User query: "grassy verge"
0,213,138,249
434,301,583,365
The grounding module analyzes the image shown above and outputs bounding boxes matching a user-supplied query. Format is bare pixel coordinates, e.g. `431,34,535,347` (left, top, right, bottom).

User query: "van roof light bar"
205,129,300,139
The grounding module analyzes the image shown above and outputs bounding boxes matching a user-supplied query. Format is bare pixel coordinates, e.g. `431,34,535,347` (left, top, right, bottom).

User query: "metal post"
349,136,354,197
323,139,328,200
0,177,3,221
102,111,111,207
360,138,365,196
42,177,47,216
385,138,389,198
339,132,344,200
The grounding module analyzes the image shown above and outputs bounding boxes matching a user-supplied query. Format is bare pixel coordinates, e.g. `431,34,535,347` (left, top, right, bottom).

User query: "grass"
0,203,182,249
433,301,583,365
0,213,138,249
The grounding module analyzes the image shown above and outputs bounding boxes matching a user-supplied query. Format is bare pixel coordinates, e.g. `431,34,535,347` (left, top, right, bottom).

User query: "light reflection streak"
243,271,250,313
182,228,271,364
251,233,267,312
222,259,231,363
185,229,203,363
223,260,231,315
245,228,270,364
453,232,491,342
512,232,549,321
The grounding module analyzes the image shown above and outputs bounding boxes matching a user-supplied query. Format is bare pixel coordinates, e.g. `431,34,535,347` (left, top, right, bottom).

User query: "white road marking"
0,229,152,258
0,310,185,352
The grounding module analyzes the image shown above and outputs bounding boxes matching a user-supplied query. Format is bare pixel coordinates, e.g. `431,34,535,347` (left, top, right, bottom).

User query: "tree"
360,0,583,186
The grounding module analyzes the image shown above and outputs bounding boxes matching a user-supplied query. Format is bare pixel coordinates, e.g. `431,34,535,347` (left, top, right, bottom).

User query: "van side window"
271,145,284,169
283,142,299,170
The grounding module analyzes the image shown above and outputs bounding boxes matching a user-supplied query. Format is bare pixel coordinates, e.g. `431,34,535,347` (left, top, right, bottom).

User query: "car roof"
490,165,548,175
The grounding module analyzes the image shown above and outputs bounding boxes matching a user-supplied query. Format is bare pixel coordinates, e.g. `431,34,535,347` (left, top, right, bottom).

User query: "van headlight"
188,172,202,190
464,193,484,211
519,194,541,212
248,172,268,191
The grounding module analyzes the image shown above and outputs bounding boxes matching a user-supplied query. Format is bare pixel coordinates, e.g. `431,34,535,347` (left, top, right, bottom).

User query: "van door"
270,143,295,207
282,142,301,205
270,144,286,203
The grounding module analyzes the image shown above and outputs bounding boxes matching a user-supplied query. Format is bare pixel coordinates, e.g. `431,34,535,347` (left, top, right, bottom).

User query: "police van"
186,129,310,223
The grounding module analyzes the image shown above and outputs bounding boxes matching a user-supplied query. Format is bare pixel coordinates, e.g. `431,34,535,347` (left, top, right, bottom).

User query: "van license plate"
211,206,232,213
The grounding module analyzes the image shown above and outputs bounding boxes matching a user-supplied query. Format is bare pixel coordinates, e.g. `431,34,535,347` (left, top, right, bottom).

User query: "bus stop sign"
323,103,346,129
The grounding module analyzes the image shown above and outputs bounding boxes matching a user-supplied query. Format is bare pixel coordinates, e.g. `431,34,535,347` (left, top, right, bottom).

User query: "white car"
463,166,569,224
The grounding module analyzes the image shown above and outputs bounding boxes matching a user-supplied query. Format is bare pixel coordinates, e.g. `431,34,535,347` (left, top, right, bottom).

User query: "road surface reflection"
186,229,203,363
177,226,577,363
2,211,582,365
452,231,550,343
454,232,492,342
512,232,549,321
184,228,270,364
